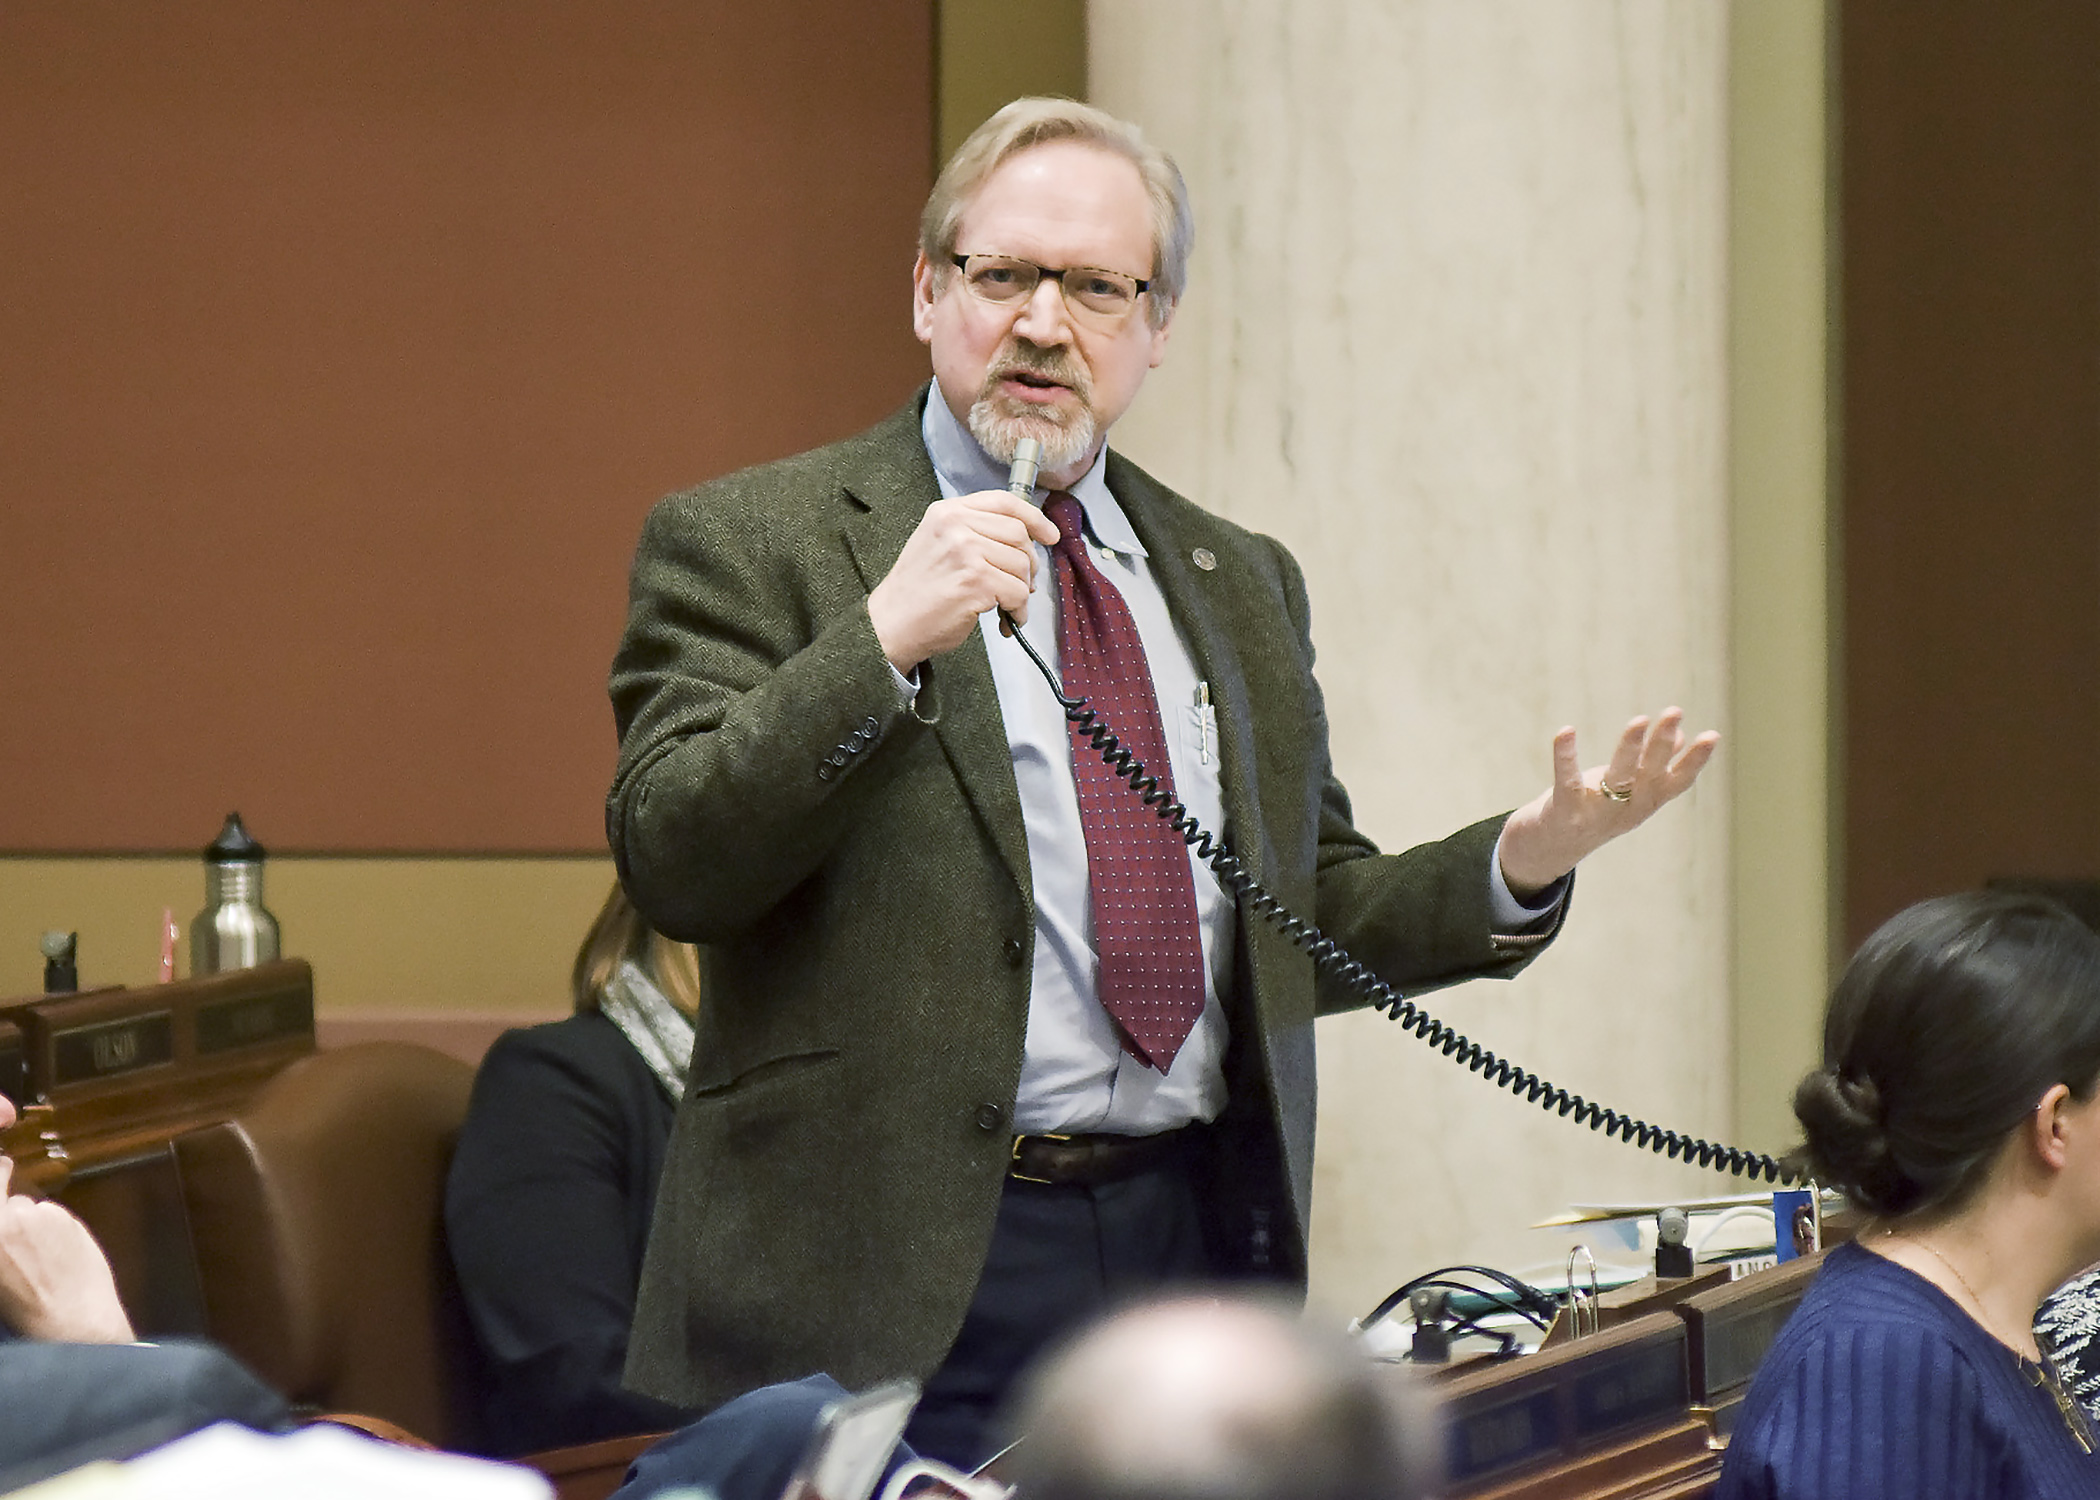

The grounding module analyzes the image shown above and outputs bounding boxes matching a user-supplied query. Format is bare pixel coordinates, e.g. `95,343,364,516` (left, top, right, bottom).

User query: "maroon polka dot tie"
1044,491,1206,1073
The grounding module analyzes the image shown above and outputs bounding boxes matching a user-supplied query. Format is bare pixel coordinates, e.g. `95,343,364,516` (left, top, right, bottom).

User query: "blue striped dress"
1717,1241,2100,1498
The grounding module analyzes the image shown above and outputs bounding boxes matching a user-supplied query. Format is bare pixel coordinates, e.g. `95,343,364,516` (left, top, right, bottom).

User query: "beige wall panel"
1728,0,1830,1155
937,0,1087,159
0,858,605,1027
1093,2,1732,1319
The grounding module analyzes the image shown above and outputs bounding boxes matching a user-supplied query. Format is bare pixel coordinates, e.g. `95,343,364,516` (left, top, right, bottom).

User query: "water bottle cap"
205,812,267,864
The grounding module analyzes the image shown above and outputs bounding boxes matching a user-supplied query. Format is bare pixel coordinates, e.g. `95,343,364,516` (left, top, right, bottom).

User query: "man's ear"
911,252,938,346
1146,301,1176,368
2033,1083,2075,1172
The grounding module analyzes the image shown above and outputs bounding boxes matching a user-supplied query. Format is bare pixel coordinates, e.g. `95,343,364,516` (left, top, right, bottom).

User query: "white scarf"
598,958,696,1101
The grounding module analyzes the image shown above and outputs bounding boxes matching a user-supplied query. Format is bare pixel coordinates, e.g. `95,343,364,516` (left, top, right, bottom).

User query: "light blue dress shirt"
916,393,1553,1136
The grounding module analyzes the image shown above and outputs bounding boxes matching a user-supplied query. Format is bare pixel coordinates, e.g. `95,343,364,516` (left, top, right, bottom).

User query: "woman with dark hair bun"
1718,890,2100,1498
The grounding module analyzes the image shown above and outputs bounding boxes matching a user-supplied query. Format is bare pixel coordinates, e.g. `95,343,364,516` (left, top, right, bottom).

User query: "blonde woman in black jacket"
446,883,701,1456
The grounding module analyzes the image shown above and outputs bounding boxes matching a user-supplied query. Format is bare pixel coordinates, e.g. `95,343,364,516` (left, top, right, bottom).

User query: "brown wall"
1840,1,2100,944
2,4,1085,1027
935,0,1085,160
0,1,932,853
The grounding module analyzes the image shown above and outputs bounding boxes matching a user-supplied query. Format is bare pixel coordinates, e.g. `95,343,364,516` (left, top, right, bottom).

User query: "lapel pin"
1191,547,1217,572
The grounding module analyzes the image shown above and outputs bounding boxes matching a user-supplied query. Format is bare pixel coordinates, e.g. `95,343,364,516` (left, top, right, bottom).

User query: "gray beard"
967,395,1098,478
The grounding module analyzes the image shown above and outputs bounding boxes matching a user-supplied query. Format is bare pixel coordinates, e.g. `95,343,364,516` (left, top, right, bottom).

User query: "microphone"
1006,436,1042,500
998,438,1044,639
1408,1286,1451,1364
1655,1206,1694,1279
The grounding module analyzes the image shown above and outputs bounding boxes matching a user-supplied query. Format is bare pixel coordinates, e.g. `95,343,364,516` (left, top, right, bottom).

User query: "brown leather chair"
166,1040,668,1498
169,1041,482,1448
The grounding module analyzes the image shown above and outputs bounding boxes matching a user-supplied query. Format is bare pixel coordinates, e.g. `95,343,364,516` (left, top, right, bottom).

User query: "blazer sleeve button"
1003,937,1026,969
975,1103,1005,1132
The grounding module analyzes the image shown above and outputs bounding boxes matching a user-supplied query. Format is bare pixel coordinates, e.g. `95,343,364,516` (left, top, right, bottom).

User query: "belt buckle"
1008,1130,1074,1185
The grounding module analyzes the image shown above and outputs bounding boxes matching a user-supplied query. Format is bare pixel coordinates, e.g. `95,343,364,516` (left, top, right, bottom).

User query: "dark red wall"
1841,1,2100,943
0,1,932,852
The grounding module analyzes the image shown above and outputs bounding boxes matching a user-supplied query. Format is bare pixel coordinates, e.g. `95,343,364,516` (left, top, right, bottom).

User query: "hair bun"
1830,1070,1884,1126
1794,1067,1919,1215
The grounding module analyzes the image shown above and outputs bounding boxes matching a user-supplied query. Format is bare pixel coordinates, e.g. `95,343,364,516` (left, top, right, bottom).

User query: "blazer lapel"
1107,461,1267,887
1111,460,1316,1223
839,404,1032,902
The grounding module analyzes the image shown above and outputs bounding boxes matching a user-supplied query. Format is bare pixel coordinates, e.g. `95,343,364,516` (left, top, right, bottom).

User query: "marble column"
1091,2,1732,1317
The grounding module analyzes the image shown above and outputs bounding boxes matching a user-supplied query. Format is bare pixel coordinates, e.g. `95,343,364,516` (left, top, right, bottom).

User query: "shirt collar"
920,386,1147,557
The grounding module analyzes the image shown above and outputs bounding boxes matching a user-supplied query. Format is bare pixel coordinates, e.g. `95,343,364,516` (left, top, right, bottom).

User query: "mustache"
982,338,1092,400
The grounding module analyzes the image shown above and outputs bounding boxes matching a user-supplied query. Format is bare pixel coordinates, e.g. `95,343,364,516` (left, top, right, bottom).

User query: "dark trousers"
901,1153,1214,1471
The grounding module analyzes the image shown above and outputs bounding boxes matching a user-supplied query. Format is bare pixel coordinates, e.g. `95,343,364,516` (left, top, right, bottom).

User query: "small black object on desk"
1410,1285,1452,1363
39,931,77,995
1656,1206,1695,1280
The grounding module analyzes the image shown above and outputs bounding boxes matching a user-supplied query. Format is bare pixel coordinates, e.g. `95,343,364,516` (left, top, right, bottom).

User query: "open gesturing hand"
1496,708,1719,898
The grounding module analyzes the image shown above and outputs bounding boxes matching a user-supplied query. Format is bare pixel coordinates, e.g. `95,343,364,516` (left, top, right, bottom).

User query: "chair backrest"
169,1041,480,1448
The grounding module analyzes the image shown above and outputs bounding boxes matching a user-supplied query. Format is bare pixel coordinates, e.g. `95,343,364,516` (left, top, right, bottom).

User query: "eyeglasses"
949,254,1151,325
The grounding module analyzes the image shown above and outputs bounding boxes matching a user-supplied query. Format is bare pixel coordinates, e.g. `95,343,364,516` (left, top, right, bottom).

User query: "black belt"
1007,1128,1195,1187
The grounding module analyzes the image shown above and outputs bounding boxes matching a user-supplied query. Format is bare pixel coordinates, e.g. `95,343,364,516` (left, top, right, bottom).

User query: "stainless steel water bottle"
190,812,281,975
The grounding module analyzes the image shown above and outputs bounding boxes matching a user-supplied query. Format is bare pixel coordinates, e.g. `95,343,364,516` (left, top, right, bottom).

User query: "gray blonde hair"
920,97,1193,330
573,881,701,1020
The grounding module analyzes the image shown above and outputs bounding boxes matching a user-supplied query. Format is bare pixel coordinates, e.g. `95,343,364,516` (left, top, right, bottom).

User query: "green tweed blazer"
606,390,1558,1410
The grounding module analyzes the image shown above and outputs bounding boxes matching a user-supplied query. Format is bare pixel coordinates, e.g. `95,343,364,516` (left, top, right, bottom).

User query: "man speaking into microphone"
606,97,1714,1466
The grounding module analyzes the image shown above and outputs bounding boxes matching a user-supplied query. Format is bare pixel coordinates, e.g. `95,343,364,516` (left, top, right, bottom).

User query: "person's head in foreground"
1003,1295,1438,1500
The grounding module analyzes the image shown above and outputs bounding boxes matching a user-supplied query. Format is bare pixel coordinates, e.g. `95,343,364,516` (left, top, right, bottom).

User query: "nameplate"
1679,1250,1822,1402
196,989,315,1055
52,1012,175,1085
0,1022,24,1105
1571,1339,1689,1439
1447,1388,1559,1485
1695,1296,1800,1398
1438,1309,1692,1492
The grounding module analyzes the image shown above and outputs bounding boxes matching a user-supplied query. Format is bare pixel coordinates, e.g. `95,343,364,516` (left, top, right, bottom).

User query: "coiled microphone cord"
995,607,1796,1185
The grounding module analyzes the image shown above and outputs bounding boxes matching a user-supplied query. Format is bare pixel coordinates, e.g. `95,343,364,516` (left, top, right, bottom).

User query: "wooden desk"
0,1018,25,1109
1538,1266,1737,1347
1675,1251,1824,1434
1416,1247,1829,1497
0,961,315,1179
0,962,317,1331
1432,1311,1719,1498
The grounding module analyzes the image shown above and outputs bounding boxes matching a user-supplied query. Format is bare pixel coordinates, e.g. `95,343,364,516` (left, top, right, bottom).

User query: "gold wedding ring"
1598,780,1635,803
